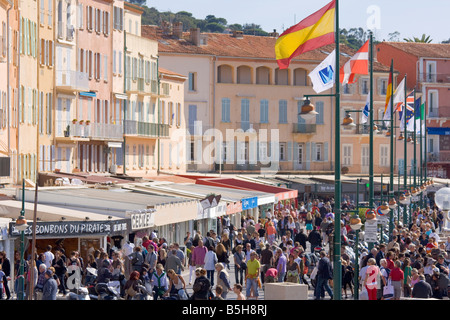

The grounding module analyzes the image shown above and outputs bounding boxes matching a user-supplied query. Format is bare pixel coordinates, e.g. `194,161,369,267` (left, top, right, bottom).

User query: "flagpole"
368,31,374,251
389,60,395,238
413,89,417,195
403,75,408,226
419,100,423,208
332,0,342,301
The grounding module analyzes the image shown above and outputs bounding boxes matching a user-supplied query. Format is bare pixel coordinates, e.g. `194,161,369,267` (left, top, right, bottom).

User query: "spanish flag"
275,0,336,69
383,62,394,122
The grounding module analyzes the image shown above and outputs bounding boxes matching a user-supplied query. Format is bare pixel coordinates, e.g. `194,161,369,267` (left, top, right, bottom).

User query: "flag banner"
275,0,335,69
340,40,369,85
400,91,415,132
382,64,393,125
384,76,405,124
361,92,370,124
415,98,423,134
309,49,336,93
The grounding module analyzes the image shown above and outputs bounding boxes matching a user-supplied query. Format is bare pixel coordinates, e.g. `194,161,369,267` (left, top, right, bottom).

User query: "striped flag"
275,0,335,69
340,40,369,85
382,63,393,124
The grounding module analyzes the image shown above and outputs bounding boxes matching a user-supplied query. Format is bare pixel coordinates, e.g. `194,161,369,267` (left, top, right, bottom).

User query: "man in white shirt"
43,245,54,268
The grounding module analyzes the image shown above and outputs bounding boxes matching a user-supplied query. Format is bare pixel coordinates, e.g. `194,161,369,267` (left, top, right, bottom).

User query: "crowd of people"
0,196,448,301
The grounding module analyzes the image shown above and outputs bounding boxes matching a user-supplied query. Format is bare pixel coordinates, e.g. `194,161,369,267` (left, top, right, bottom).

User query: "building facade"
377,42,450,178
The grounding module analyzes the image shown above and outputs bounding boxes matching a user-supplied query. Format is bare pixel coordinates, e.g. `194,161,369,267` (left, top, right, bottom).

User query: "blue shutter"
398,159,405,175
324,142,329,162
316,101,324,124
311,142,316,162
305,142,310,170
293,142,298,163
287,142,292,162
297,101,305,124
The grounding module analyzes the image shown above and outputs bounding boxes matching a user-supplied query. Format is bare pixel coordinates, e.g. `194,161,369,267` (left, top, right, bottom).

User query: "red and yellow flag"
275,0,336,69
383,63,394,120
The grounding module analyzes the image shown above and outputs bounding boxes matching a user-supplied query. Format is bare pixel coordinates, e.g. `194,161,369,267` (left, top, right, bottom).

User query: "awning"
428,127,450,136
115,93,128,100
79,91,96,98
108,142,123,148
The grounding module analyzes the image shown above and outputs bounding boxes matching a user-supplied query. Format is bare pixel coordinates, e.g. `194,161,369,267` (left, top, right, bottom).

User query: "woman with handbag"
389,260,404,300
363,258,380,300
233,245,245,285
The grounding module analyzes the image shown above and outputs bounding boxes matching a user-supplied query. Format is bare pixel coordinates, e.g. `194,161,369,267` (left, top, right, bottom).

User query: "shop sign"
9,219,130,238
242,197,258,210
129,211,155,231
226,202,242,215
275,190,298,201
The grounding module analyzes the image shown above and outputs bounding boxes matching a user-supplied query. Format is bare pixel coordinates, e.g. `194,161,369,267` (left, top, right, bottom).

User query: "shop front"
9,218,130,267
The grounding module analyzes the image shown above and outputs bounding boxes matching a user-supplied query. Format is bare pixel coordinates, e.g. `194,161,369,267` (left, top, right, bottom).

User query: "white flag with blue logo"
309,50,336,93
361,92,370,124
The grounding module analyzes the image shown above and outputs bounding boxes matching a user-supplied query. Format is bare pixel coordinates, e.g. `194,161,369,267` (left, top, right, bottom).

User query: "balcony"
341,124,371,135
427,152,450,163
418,73,450,84
56,70,90,92
293,123,316,134
124,120,169,138
55,121,123,141
125,77,158,96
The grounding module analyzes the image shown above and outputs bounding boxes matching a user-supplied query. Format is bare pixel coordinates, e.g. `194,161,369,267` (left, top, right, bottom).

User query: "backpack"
193,277,208,293
303,254,311,268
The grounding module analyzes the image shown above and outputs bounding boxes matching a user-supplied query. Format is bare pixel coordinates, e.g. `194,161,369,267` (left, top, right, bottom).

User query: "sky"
144,0,450,43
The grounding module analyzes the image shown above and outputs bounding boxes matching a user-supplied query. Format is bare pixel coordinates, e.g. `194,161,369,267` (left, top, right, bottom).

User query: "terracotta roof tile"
158,67,187,78
142,25,390,72
379,42,450,58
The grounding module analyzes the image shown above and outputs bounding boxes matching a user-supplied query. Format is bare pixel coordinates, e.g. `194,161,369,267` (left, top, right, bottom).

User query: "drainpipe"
17,7,20,184
123,31,126,175
6,3,12,182
157,55,160,175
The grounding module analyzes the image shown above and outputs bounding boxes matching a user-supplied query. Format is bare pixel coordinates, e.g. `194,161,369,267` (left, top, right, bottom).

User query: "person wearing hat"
42,269,58,300
430,267,449,299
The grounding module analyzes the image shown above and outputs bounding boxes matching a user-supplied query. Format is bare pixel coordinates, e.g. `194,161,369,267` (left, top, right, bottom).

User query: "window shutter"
287,142,292,162
311,142,316,162
305,142,310,170
324,142,329,162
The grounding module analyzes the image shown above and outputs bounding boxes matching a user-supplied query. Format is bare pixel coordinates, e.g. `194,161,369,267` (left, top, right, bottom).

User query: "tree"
388,31,401,42
128,0,146,6
442,38,450,44
228,24,243,31
403,34,433,43
243,23,268,36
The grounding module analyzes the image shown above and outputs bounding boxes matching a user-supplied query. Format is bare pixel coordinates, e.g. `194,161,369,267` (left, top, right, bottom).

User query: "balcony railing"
56,121,123,140
427,152,450,163
342,124,371,135
56,70,90,92
418,73,450,84
293,123,316,134
124,120,169,138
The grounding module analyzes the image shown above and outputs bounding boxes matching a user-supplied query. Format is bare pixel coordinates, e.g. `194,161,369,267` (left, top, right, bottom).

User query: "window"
113,50,116,74
188,72,196,91
118,51,122,75
342,83,352,95
77,4,84,29
40,0,45,25
342,144,352,166
113,7,123,31
103,11,109,36
221,98,230,122
176,103,181,127
360,78,369,95
380,144,389,167
259,142,268,162
315,143,323,161
428,90,438,117
87,6,93,31
279,142,286,161
278,100,287,123
260,99,269,123
48,0,52,26
241,99,250,130
379,78,388,95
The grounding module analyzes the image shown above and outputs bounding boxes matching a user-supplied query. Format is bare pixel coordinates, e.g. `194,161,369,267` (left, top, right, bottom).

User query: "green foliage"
403,34,433,43
442,38,450,44
243,23,268,36
340,27,368,50
128,0,147,6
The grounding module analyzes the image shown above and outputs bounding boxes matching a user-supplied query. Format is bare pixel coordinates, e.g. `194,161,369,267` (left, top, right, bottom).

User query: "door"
188,105,197,134
294,144,303,170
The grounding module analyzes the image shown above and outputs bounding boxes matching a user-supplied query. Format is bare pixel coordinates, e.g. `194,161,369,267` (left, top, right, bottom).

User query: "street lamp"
342,112,357,127
434,187,450,231
298,99,319,120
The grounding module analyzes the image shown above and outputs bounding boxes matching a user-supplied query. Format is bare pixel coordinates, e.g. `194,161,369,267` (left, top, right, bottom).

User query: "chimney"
232,30,244,39
190,28,201,46
173,21,183,39
269,29,279,38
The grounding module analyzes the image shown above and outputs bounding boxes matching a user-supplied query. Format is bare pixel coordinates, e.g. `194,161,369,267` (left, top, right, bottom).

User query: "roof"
378,42,450,59
141,25,390,72
158,67,187,80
